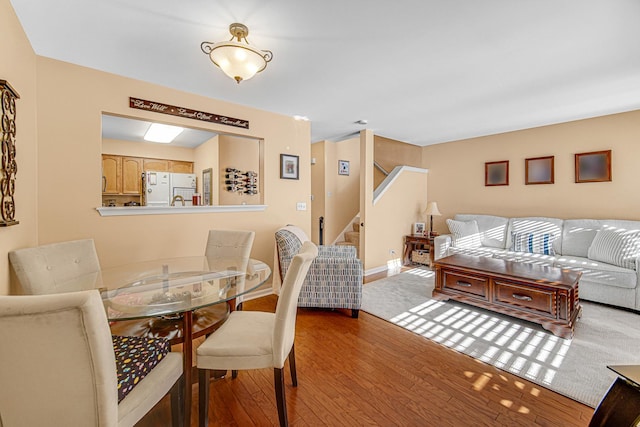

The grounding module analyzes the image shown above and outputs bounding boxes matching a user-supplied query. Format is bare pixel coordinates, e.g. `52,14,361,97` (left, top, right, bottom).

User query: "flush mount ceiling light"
144,123,184,143
201,23,273,84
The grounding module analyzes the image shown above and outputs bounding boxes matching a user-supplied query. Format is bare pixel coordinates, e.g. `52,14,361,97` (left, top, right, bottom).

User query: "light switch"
296,202,307,211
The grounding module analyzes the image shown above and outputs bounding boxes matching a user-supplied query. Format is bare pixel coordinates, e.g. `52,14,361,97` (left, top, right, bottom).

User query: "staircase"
336,221,360,258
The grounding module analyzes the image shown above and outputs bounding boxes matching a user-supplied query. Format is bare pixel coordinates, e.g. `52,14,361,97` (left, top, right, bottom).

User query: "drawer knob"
512,293,533,302
456,281,472,287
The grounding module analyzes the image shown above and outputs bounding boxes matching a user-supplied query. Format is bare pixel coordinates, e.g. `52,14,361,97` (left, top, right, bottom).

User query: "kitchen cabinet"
102,155,122,194
143,158,170,172
143,158,193,173
102,155,142,195
169,160,193,173
122,157,143,194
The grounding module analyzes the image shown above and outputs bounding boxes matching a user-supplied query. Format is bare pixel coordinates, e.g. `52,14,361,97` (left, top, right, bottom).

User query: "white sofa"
434,214,640,311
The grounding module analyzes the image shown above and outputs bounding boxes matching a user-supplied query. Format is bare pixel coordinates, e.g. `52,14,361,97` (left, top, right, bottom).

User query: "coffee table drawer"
442,271,488,299
494,280,556,317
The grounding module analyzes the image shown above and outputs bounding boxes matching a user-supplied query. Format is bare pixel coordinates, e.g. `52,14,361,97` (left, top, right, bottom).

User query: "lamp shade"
201,23,273,84
424,202,442,216
207,41,270,83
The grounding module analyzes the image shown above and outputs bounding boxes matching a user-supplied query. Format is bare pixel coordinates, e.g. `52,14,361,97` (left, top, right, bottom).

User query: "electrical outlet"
296,202,307,211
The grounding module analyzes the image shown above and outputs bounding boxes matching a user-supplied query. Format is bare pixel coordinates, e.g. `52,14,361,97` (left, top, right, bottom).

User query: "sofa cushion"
454,214,509,248
448,246,505,258
507,217,563,254
510,232,556,255
562,219,601,257
446,219,481,248
554,256,638,289
492,251,555,267
587,228,640,270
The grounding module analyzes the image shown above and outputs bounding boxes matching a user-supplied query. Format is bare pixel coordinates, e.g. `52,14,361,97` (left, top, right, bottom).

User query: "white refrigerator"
144,171,196,206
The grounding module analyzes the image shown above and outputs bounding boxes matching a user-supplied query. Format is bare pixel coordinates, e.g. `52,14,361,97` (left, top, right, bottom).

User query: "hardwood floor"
138,268,594,426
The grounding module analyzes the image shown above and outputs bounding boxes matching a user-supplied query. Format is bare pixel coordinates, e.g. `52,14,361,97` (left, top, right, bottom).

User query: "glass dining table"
63,256,271,425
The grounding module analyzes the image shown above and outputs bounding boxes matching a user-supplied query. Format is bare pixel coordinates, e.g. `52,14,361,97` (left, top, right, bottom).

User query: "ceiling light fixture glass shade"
201,23,273,84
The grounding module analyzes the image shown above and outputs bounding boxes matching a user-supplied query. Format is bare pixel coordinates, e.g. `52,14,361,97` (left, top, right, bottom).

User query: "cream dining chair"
0,290,184,427
196,241,318,427
204,229,255,310
9,238,101,295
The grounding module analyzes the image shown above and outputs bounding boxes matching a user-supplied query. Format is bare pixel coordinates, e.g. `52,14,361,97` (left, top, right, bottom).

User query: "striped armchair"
275,225,362,318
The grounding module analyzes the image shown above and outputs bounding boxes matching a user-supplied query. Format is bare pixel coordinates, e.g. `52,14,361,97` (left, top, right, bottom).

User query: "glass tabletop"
60,257,271,321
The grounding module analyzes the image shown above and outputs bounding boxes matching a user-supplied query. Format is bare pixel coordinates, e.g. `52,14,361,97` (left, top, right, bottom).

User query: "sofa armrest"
434,234,452,260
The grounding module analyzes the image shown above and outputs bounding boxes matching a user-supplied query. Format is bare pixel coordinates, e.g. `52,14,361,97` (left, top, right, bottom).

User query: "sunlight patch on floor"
390,300,572,386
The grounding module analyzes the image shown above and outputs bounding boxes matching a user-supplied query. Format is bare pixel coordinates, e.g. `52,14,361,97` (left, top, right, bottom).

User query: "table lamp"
424,202,442,237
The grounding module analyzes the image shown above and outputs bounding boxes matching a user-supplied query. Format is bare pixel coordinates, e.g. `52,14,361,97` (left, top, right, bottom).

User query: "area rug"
361,267,640,408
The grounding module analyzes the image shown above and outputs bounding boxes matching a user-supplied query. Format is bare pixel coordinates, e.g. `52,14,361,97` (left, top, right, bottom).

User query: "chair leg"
274,367,288,427
232,369,238,379
351,309,359,318
198,369,210,427
288,344,298,387
170,374,184,427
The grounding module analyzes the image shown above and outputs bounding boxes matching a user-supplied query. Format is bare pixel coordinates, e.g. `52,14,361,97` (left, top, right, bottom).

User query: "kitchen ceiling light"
144,123,184,143
201,23,273,84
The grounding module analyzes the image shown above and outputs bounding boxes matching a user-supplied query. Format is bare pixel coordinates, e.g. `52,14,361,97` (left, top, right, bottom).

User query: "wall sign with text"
129,97,249,129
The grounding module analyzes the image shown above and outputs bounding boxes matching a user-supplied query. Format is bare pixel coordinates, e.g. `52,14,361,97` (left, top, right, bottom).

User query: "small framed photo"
202,168,213,205
485,160,509,186
338,160,350,176
525,156,554,185
575,150,611,183
413,222,426,235
280,154,299,180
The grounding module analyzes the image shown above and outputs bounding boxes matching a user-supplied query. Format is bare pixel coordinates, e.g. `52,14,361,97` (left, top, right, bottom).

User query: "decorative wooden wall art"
0,80,19,226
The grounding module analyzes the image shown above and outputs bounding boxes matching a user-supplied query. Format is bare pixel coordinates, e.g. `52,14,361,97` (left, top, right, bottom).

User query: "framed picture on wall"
525,156,554,185
280,154,299,180
202,168,213,205
485,160,509,186
575,150,611,183
338,160,350,176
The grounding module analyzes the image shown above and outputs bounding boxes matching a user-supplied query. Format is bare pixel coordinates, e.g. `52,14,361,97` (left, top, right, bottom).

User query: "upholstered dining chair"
9,238,101,295
0,290,184,427
204,229,255,310
196,241,318,427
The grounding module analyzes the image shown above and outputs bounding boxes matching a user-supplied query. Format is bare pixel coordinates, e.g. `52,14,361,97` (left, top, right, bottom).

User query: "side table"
403,234,435,267
589,365,640,426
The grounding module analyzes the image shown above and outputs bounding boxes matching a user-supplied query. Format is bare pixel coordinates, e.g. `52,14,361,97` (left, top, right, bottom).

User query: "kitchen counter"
96,205,267,216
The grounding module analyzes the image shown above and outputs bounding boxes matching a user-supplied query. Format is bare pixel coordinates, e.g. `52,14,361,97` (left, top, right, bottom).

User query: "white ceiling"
10,0,640,146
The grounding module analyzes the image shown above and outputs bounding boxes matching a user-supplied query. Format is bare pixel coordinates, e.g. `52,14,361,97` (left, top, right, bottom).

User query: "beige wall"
310,142,326,243
312,138,361,244
325,137,360,243
0,0,38,294
102,138,197,162
423,109,640,234
194,136,219,204
33,57,311,276
374,135,423,188
218,135,261,205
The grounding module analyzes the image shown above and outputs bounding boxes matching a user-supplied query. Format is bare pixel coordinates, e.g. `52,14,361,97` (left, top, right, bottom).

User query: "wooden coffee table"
433,254,582,339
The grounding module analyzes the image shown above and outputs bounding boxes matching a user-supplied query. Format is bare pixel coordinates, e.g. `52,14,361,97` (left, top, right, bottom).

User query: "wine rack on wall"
224,168,258,195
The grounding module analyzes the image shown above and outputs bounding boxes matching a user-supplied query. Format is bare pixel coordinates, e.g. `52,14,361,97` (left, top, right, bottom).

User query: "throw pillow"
588,228,640,270
510,232,556,255
446,219,481,249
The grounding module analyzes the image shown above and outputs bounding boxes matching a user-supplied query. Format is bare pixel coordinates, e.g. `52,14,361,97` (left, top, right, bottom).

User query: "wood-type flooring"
136,269,595,426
